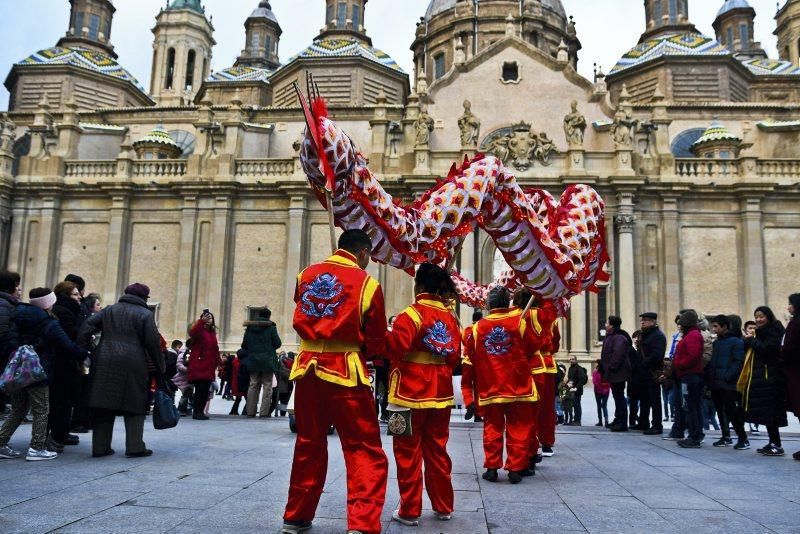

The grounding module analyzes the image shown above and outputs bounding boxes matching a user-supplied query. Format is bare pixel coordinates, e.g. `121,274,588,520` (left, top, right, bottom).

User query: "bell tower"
319,0,371,45
640,0,696,42
236,1,282,70
776,0,800,65
149,0,216,105
57,0,117,57
713,1,765,60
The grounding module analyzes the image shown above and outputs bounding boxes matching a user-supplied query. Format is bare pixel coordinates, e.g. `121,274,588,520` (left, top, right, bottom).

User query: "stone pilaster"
102,194,131,305
615,192,636,332
282,195,309,345
741,197,766,314
661,195,681,317
569,291,588,358
207,195,233,337
174,195,198,333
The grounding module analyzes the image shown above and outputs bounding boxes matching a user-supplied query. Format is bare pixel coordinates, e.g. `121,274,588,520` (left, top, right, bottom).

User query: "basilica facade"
1,0,799,359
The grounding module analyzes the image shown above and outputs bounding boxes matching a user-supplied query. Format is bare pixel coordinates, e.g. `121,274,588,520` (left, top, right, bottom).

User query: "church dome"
716,0,753,18
167,0,205,13
425,0,566,21
248,1,278,24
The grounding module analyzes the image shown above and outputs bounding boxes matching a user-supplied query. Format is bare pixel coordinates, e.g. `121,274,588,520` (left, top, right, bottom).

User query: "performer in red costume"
282,230,388,534
385,263,462,526
536,299,560,458
461,286,540,484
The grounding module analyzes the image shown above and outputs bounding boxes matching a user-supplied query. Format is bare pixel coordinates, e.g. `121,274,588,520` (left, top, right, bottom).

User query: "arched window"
654,0,662,24
727,27,734,48
670,128,705,158
165,48,175,89
352,3,361,28
264,36,272,58
337,2,347,27
668,0,677,23
74,12,84,35
185,50,196,90
89,14,100,39
434,53,445,79
251,32,260,51
740,24,749,46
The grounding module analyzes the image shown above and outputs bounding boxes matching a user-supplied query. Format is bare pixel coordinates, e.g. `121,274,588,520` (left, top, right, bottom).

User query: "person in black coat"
49,281,84,447
743,306,787,456
638,312,667,434
600,316,632,432
781,294,800,460
0,271,20,417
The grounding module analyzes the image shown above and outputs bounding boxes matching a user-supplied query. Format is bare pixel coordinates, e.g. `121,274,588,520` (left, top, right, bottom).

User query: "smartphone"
202,308,210,315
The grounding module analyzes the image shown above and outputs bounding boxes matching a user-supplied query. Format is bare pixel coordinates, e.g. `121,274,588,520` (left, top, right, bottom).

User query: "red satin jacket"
461,307,540,406
385,293,462,409
520,309,547,375
536,303,560,374
290,249,387,387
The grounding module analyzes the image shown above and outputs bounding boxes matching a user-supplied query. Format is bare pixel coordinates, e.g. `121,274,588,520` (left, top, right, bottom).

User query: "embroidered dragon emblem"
484,326,512,356
299,273,345,319
422,320,454,358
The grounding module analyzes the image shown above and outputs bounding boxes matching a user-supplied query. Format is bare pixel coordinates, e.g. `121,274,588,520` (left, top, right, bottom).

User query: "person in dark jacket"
0,271,20,417
707,314,748,449
0,288,86,461
781,294,800,461
77,283,164,458
48,281,83,447
638,312,667,435
672,310,705,448
565,356,588,425
600,315,631,432
742,306,787,457
64,274,91,326
242,308,282,417
230,347,250,415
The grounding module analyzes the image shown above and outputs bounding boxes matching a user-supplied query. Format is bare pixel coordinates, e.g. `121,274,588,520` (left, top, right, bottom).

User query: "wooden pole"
325,189,337,252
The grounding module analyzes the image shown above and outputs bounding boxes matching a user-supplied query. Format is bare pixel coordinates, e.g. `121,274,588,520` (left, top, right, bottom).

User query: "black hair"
29,287,51,299
258,307,272,320
754,306,779,326
171,339,183,349
471,310,483,323
743,320,756,329
487,286,510,310
727,315,743,338
338,229,372,255
608,315,622,328
789,293,800,313
0,271,19,294
415,263,456,296
512,288,538,308
64,273,86,292
84,294,100,311
711,314,731,329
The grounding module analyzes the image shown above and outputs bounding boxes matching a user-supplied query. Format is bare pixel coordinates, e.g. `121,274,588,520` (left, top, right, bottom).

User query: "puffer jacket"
706,332,745,391
241,320,282,374
673,327,704,378
77,294,164,414
11,303,86,386
187,320,220,382
743,321,787,427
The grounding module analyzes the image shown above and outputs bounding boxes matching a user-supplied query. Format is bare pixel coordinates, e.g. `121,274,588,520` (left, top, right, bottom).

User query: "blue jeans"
595,392,609,424
682,373,705,441
662,384,672,418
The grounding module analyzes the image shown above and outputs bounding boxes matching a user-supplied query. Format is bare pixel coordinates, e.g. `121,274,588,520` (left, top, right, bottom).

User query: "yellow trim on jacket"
388,370,454,409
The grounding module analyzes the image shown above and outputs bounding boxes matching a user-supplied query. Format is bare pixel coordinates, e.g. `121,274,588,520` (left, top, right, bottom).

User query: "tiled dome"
611,33,730,75
248,1,278,24
716,0,753,18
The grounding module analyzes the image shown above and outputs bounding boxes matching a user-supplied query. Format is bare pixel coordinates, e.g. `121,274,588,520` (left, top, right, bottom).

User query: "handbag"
152,380,180,429
0,345,47,393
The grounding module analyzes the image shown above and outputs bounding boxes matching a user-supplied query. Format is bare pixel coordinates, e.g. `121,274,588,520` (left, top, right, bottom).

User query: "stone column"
569,292,588,359
283,195,308,346
459,230,477,325
661,195,681,318
207,195,233,339
102,194,130,305
741,197,766,313
174,195,198,334
615,193,636,332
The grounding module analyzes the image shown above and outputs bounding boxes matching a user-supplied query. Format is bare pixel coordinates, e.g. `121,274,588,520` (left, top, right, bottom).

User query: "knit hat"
678,309,698,328
124,283,150,300
29,291,56,310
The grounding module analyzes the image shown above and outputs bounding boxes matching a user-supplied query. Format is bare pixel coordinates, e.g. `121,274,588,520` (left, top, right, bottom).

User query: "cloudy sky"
0,0,783,106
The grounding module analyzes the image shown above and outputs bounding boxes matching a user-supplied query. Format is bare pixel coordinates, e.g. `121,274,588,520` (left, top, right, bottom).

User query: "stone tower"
713,1,765,59
235,1,282,70
640,0,696,41
775,0,800,65
320,0,371,45
149,0,216,106
57,0,117,57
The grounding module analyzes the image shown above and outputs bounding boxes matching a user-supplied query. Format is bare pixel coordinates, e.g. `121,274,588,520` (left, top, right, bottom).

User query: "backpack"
701,330,713,368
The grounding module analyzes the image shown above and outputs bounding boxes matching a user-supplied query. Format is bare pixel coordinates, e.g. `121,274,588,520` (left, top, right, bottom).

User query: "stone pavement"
0,400,798,534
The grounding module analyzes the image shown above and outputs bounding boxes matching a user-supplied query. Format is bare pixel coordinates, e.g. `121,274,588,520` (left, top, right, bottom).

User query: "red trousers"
528,374,544,455
393,408,453,518
481,401,535,472
284,373,388,534
536,373,556,447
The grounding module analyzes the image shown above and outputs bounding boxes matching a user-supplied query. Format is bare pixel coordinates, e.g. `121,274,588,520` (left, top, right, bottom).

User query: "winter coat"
592,368,610,396
187,320,220,382
241,320,282,374
673,327,704,378
11,303,86,387
77,294,164,415
743,321,788,427
706,332,745,391
52,295,81,341
172,350,190,390
567,363,588,394
782,315,800,418
164,348,179,383
230,356,249,397
0,291,18,363
600,330,631,384
639,326,667,379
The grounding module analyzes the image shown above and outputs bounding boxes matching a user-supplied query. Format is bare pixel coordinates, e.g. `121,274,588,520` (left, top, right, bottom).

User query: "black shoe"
677,438,702,448
541,445,554,457
474,415,483,423
610,424,628,432
192,413,209,420
528,457,538,473
125,449,153,458
92,449,115,458
604,422,612,428
633,424,650,431
71,426,89,434
281,520,312,533
595,422,603,427
643,428,663,435
761,444,784,456
519,467,535,477
508,471,522,484
482,468,498,482
713,437,733,447
533,453,543,464
733,440,751,450
56,434,79,446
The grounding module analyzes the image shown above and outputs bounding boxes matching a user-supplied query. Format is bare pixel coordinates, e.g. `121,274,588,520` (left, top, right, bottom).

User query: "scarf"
737,347,754,410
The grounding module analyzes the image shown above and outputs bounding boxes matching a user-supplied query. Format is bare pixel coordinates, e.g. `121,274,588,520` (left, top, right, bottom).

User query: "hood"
0,291,18,305
13,303,51,330
118,294,149,309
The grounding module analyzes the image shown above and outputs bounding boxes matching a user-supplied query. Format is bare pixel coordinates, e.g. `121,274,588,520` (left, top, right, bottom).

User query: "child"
592,360,610,427
560,380,575,425
205,381,219,416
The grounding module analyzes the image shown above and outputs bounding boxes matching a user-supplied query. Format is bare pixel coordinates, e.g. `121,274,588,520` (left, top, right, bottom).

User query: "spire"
57,0,117,58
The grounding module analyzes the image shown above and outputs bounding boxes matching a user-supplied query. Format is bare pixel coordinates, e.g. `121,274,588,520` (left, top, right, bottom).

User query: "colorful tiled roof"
133,125,181,149
741,57,800,76
17,47,147,93
610,33,730,75
285,39,405,73
692,121,741,147
207,65,273,83
756,119,800,131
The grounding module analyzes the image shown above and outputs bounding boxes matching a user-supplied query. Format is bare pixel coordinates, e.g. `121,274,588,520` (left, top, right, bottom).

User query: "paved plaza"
1,397,798,534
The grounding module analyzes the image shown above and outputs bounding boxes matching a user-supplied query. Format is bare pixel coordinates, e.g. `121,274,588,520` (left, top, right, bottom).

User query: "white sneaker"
0,446,23,459
392,510,419,526
435,511,452,521
25,448,57,461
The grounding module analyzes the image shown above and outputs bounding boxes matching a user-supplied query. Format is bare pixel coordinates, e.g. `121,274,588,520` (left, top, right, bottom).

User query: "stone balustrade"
234,159,294,177
675,158,740,179
64,160,116,178
132,160,186,177
757,159,800,180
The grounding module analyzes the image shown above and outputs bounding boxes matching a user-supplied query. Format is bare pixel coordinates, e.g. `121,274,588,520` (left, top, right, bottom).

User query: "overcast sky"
0,0,783,107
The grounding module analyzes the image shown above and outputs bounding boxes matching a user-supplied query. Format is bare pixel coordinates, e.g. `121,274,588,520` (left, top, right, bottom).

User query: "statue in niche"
414,107,435,147
611,106,636,149
458,100,481,148
563,100,587,147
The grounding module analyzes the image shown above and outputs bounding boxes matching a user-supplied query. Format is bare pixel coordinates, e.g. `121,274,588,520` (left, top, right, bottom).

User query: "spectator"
566,356,587,426
592,359,610,427
49,281,83,448
63,274,90,326
77,283,164,457
187,311,221,420
217,353,229,398
707,315,748,449
0,271,21,418
559,377,574,425
673,310,706,448
275,351,295,417
242,308,282,418
600,315,631,432
229,347,250,415
781,294,800,461
164,340,182,390
741,306,787,456
0,288,86,461
628,329,647,429
173,342,193,415
638,312,667,435
742,320,760,435
657,358,675,424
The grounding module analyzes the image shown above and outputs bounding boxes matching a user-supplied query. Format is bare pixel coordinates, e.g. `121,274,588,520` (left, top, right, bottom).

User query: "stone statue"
531,131,556,166
0,115,16,154
611,107,636,149
563,100,587,147
458,100,481,148
414,107,435,147
481,121,557,170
